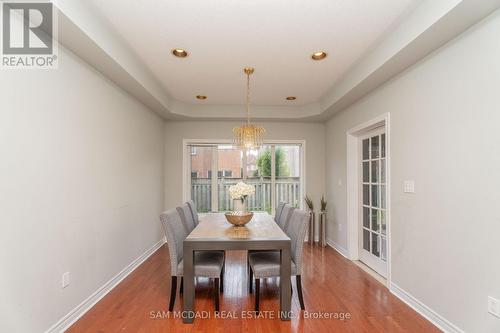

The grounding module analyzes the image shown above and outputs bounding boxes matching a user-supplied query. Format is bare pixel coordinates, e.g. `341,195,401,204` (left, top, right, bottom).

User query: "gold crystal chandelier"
233,67,265,150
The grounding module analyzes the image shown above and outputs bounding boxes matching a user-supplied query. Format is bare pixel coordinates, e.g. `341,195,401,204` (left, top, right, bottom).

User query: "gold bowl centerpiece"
225,211,254,227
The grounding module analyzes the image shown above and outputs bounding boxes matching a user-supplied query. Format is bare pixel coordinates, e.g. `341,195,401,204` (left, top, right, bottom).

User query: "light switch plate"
403,180,415,193
488,296,500,318
62,272,70,289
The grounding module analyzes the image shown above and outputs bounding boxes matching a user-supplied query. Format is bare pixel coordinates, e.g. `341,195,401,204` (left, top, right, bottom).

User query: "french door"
359,128,388,277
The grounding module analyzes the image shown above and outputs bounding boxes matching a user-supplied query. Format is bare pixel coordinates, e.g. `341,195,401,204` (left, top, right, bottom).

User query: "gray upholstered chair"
186,200,199,226
247,202,292,274
248,208,309,311
160,209,224,311
278,204,295,230
177,203,196,233
179,201,226,291
248,201,286,260
274,201,286,223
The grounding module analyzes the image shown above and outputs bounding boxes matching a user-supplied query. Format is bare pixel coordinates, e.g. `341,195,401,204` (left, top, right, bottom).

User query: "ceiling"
84,0,421,107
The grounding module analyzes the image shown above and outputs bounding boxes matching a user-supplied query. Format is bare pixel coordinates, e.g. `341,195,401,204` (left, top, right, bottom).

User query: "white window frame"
182,139,306,213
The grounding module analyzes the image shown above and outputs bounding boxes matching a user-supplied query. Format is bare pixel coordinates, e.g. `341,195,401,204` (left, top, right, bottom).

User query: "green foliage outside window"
253,148,290,177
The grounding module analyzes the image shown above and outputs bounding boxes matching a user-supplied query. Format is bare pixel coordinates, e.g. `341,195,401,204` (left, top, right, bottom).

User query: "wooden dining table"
182,212,292,323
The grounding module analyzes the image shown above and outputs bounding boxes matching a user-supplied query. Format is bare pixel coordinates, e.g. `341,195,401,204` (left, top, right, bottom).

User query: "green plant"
253,147,290,177
320,195,327,212
304,195,314,211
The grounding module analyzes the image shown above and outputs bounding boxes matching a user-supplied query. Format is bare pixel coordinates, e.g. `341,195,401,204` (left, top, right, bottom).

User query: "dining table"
182,212,292,323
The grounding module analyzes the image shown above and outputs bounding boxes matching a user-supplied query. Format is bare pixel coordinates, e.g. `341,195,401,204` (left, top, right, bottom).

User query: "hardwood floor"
67,244,440,333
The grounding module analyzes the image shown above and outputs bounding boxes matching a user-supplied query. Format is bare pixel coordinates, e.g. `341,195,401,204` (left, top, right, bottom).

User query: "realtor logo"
1,1,58,68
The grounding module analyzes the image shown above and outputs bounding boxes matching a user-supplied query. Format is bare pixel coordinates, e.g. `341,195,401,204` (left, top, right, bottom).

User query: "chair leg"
180,277,183,294
249,267,253,293
255,278,260,312
168,276,177,312
214,278,220,312
220,262,224,293
296,275,305,310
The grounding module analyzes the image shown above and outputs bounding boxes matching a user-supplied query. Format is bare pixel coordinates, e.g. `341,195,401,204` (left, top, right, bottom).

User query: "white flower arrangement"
228,182,255,202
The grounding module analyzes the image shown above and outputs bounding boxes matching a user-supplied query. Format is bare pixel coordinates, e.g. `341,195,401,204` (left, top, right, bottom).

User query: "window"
189,146,213,212
217,170,233,178
246,145,272,212
186,142,304,213
275,145,301,208
218,145,243,211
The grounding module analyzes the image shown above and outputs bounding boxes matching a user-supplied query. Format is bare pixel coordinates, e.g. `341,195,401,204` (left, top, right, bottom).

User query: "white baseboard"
326,238,350,259
325,239,460,333
45,239,166,333
389,282,464,333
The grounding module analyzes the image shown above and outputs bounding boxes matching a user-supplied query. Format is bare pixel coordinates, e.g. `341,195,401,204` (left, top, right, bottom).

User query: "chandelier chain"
246,72,250,124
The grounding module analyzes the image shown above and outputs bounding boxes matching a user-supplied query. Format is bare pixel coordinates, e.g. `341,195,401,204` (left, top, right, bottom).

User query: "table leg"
183,243,195,323
280,244,292,320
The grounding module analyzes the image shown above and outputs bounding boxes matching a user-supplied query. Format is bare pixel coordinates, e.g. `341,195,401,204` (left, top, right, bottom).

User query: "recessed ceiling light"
172,48,188,58
311,51,327,61
286,96,297,101
196,95,207,100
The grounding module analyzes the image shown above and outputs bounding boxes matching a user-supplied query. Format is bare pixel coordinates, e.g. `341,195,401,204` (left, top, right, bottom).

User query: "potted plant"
305,195,315,245
319,195,327,247
229,182,255,212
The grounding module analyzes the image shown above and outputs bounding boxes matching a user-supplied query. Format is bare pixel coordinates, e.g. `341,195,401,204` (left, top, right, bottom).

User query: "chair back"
177,203,195,232
186,200,199,226
274,201,286,223
278,204,295,230
160,209,187,276
284,209,310,274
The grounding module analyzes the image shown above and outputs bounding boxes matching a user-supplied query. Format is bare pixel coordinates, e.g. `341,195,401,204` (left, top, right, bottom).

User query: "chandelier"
233,67,265,150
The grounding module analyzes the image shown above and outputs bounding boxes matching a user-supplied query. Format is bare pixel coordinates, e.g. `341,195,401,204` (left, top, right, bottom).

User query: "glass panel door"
217,145,243,211
359,130,387,277
275,145,301,210
187,142,303,213
246,146,272,212
189,146,213,212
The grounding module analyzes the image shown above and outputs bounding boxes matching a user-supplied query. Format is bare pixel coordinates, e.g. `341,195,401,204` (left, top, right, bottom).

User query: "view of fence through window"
188,143,302,213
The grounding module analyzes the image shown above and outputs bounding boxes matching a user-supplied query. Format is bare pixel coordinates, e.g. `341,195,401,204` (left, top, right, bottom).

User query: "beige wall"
164,121,326,236
0,45,165,332
325,10,500,332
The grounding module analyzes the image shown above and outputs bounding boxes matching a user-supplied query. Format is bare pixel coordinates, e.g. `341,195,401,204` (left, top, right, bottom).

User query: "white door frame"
346,113,391,284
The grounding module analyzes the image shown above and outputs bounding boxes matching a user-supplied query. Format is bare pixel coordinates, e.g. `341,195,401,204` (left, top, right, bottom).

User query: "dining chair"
277,204,295,230
274,201,286,223
248,208,309,311
186,200,199,226
179,202,226,292
160,209,224,311
247,202,285,259
246,202,293,274
177,203,196,233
